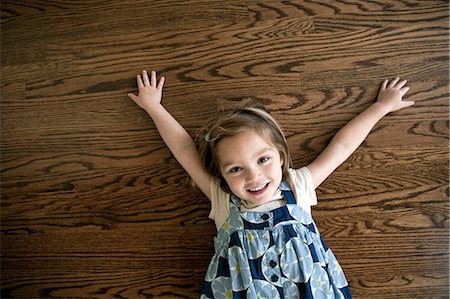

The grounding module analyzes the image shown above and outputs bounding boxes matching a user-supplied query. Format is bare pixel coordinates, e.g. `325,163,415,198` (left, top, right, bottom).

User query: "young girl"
128,70,413,298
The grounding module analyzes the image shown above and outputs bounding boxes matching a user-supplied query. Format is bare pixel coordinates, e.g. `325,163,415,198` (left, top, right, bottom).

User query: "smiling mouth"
247,182,270,194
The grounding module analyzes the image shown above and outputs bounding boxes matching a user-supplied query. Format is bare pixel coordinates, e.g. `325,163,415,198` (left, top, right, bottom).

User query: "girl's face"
216,129,283,206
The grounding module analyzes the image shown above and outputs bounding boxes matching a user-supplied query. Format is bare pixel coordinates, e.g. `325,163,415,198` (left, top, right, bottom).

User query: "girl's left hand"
376,77,414,113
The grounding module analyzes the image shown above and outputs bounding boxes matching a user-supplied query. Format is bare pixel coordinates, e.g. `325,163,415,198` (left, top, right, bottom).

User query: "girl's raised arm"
128,70,212,199
307,77,414,189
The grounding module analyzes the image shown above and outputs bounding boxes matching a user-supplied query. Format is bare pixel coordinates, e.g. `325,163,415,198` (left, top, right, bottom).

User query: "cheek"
224,181,240,196
224,176,245,193
224,175,239,187
270,160,284,179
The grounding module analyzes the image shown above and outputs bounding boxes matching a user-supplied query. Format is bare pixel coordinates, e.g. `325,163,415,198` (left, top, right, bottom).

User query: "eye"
258,156,270,164
228,166,242,173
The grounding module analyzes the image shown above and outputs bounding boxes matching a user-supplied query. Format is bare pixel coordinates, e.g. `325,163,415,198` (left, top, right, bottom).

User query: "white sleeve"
287,167,318,215
208,179,231,231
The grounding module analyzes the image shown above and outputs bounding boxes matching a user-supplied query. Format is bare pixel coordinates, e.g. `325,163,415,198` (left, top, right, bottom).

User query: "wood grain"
1,0,448,298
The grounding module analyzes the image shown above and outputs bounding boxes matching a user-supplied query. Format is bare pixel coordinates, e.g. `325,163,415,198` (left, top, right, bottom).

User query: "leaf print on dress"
216,206,244,259
332,286,346,299
228,246,252,291
287,204,313,225
205,252,220,282
226,204,245,233
280,237,313,283
282,280,300,299
241,230,270,259
310,263,331,299
246,279,280,299
211,277,233,299
325,249,349,289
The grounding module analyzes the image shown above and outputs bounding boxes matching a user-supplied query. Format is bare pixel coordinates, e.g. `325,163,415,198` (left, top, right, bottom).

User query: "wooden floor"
1,1,449,298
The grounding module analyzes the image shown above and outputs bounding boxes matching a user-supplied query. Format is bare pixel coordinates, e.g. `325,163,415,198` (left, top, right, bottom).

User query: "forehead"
216,129,277,163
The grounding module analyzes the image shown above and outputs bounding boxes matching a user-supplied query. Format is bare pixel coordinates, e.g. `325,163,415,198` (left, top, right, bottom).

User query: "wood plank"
1,0,448,297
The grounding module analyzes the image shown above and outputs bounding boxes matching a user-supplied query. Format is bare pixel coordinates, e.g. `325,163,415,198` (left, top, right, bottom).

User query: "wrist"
144,103,165,117
371,102,392,117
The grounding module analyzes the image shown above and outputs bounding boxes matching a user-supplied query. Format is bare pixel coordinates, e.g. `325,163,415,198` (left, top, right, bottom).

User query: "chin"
245,191,274,205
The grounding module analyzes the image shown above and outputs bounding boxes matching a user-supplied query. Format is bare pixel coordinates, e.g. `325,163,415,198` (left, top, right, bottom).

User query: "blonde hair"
195,100,292,192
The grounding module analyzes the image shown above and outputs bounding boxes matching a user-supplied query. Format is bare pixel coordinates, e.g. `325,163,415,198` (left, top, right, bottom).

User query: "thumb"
401,100,415,109
403,101,415,108
128,92,139,102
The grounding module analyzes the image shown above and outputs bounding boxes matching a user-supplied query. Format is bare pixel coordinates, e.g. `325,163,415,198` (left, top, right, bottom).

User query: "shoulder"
287,167,314,187
286,167,317,209
208,179,231,230
210,178,230,205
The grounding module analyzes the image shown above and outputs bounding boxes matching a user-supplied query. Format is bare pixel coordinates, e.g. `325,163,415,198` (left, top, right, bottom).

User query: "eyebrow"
220,147,277,169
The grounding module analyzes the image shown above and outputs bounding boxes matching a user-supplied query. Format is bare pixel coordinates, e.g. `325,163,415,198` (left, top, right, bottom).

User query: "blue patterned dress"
201,182,352,299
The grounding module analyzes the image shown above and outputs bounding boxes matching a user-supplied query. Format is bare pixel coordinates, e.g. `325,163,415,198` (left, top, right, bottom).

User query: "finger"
400,86,410,96
142,70,150,87
388,77,400,88
157,76,165,90
396,79,408,89
137,74,144,89
381,79,388,90
151,71,157,87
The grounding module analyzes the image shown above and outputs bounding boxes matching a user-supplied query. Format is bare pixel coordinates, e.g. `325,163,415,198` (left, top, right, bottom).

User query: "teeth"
249,183,268,192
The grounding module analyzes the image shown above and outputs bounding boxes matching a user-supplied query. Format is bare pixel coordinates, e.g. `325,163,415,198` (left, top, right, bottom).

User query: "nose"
245,166,260,182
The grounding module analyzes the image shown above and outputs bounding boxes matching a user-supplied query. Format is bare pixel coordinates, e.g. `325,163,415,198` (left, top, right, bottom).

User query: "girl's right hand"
128,70,165,111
